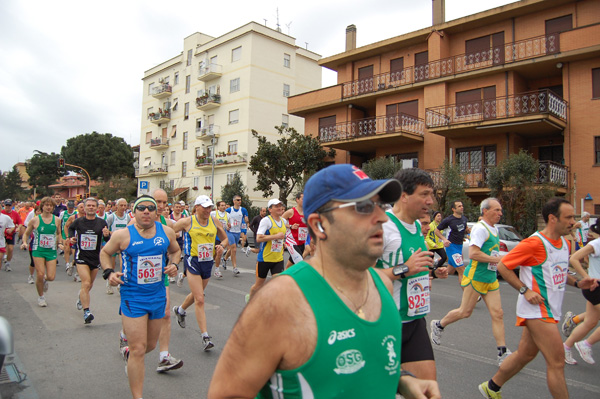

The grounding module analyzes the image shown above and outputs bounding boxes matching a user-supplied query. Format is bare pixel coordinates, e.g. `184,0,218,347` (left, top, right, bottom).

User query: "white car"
461,222,523,275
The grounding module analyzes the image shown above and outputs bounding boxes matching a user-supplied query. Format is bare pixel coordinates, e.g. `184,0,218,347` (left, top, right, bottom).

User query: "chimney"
432,0,445,25
345,24,357,51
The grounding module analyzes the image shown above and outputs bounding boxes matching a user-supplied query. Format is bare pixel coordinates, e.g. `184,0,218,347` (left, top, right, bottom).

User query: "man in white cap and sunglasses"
209,164,440,399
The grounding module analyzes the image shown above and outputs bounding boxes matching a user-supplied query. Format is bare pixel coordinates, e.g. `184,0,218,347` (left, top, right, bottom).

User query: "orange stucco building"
289,0,600,213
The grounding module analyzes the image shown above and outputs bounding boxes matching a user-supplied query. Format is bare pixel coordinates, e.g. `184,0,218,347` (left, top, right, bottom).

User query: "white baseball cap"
178,200,186,206
268,198,283,208
194,195,214,208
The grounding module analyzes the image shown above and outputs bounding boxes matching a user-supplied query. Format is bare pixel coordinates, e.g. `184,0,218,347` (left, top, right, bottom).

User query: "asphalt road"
0,245,598,399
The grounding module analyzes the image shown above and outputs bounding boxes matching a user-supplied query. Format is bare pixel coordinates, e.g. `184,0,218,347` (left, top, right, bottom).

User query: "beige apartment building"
289,0,600,213
137,22,321,205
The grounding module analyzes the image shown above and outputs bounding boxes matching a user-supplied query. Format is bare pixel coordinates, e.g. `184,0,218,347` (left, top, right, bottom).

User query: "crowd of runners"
1,164,599,399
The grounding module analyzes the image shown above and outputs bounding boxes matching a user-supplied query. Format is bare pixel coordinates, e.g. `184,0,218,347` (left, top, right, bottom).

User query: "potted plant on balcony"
192,186,198,190
204,185,211,190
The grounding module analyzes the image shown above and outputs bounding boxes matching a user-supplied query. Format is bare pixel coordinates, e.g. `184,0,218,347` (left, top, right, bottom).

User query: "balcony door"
455,86,495,121
414,51,428,82
358,65,373,95
457,146,496,187
539,145,563,164
319,115,337,141
386,100,418,132
545,15,571,54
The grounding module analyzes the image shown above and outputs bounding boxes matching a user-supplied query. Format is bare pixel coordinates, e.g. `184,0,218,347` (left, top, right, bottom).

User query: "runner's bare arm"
172,216,191,233
212,215,229,248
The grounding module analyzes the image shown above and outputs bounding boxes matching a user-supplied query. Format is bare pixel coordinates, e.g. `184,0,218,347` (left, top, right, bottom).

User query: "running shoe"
27,275,34,284
176,272,185,287
119,331,128,351
43,279,49,292
4,262,11,272
214,269,223,279
38,296,48,307
242,247,250,257
221,257,227,270
497,349,512,366
233,267,240,276
430,320,443,345
169,276,176,284
73,273,81,282
564,345,577,365
83,310,94,324
574,341,595,364
561,311,576,337
76,296,83,311
156,354,183,372
202,335,215,351
173,306,186,328
106,280,114,295
66,262,73,276
478,382,502,399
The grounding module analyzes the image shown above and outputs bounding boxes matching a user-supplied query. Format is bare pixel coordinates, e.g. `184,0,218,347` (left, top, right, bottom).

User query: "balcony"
196,94,221,111
149,137,169,150
196,125,221,140
149,109,171,124
137,163,168,176
198,63,223,82
196,153,248,169
427,160,567,192
319,113,425,153
425,90,567,138
151,83,172,99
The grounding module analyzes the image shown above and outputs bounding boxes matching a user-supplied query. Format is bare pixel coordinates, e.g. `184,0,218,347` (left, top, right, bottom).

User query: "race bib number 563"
137,255,162,284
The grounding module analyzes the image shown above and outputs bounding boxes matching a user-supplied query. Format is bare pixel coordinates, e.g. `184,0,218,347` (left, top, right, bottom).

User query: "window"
148,83,155,96
147,107,153,117
595,137,600,164
392,152,419,169
205,176,212,187
228,140,238,154
232,46,242,62
230,78,240,93
182,161,187,177
229,109,239,124
170,125,177,138
319,115,337,140
145,132,152,144
210,55,218,65
174,72,179,85
456,146,496,186
170,151,176,165
284,53,291,68
414,51,428,82
195,147,202,158
170,180,175,190
545,15,572,35
184,102,190,120
186,49,193,66
593,68,600,99
358,65,374,93
227,173,235,184
386,100,418,132
282,114,289,128
390,57,404,82
283,83,290,97
455,86,496,120
465,33,504,65
196,118,203,133
193,176,200,188
160,180,166,189
185,75,191,94
183,131,188,150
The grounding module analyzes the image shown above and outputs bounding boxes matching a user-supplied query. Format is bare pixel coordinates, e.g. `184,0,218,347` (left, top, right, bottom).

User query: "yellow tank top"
259,215,287,263
188,215,217,260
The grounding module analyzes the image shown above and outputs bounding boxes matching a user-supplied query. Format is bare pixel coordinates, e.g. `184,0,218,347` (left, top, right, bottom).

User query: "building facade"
289,0,600,213
138,22,321,205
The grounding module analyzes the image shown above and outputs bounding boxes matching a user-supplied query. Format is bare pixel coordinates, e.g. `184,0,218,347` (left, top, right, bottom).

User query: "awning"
171,187,189,198
171,125,177,138
143,159,151,167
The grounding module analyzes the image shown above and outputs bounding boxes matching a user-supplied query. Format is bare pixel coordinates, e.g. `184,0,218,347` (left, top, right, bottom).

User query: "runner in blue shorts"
100,195,181,399
435,200,470,286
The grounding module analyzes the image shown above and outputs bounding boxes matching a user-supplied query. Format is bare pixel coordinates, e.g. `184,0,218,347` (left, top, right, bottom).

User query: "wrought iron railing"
151,83,172,96
148,110,171,121
140,163,168,175
319,113,424,143
150,138,169,148
537,160,568,187
196,94,221,107
425,89,567,128
342,33,559,99
198,63,222,77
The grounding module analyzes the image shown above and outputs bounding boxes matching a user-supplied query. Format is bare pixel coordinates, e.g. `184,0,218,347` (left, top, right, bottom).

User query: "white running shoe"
156,354,183,372
575,341,595,364
38,296,48,307
106,280,114,295
43,279,49,292
66,262,73,276
561,311,576,337
430,320,443,345
497,349,512,366
214,269,223,279
74,273,81,282
242,247,250,257
4,262,11,272
27,275,34,284
76,296,83,311
202,335,214,351
176,272,185,287
233,267,240,276
564,345,577,365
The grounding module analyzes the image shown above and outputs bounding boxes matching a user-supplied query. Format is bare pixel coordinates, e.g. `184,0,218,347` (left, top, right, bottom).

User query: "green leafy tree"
219,172,260,219
362,157,401,180
1,166,26,200
487,150,556,236
248,126,336,207
26,151,63,198
95,176,138,202
431,160,477,219
61,132,135,181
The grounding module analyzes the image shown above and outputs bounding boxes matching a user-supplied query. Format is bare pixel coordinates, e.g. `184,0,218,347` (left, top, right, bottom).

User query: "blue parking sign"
140,181,149,190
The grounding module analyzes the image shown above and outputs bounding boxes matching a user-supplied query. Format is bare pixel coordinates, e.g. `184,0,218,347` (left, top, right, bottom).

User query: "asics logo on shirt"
328,328,356,345
131,241,143,246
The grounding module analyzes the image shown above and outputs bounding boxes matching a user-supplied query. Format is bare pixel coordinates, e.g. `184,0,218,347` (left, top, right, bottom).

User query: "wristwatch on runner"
392,264,409,279
518,286,528,295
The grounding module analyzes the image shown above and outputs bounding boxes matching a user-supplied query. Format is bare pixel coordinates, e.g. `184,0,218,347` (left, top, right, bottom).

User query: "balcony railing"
342,33,559,99
198,63,223,81
196,125,221,139
427,160,567,189
196,152,247,168
425,89,567,128
319,113,425,143
148,110,171,124
196,94,221,110
139,163,169,175
150,137,169,149
151,83,172,98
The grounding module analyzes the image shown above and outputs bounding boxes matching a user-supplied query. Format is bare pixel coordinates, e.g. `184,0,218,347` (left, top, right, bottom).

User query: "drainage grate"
0,363,25,384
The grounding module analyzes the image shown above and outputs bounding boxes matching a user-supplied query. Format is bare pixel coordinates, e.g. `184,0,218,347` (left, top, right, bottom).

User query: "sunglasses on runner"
319,199,388,215
135,205,157,212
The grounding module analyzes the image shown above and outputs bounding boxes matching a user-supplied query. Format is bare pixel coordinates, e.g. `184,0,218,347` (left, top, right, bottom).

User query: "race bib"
488,250,499,272
197,243,214,261
80,234,98,250
39,234,56,249
241,222,247,229
551,264,567,291
232,219,241,228
137,255,162,284
298,227,308,241
219,219,228,229
451,252,463,267
406,275,431,317
271,239,283,252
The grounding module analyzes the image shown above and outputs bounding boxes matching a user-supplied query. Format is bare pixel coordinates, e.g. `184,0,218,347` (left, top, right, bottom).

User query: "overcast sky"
0,0,516,172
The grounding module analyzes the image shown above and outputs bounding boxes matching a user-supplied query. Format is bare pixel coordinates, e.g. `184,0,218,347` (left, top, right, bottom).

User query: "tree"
431,160,477,220
1,166,26,200
26,151,63,198
219,171,260,219
362,157,401,180
95,176,138,202
248,126,335,207
61,132,135,181
487,150,556,237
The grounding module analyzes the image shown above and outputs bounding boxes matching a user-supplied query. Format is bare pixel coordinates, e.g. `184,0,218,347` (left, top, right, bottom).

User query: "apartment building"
138,22,321,205
288,0,600,213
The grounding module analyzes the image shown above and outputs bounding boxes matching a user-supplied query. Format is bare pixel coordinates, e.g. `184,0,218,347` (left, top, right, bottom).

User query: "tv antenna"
276,8,281,32
263,19,267,27
285,21,292,35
